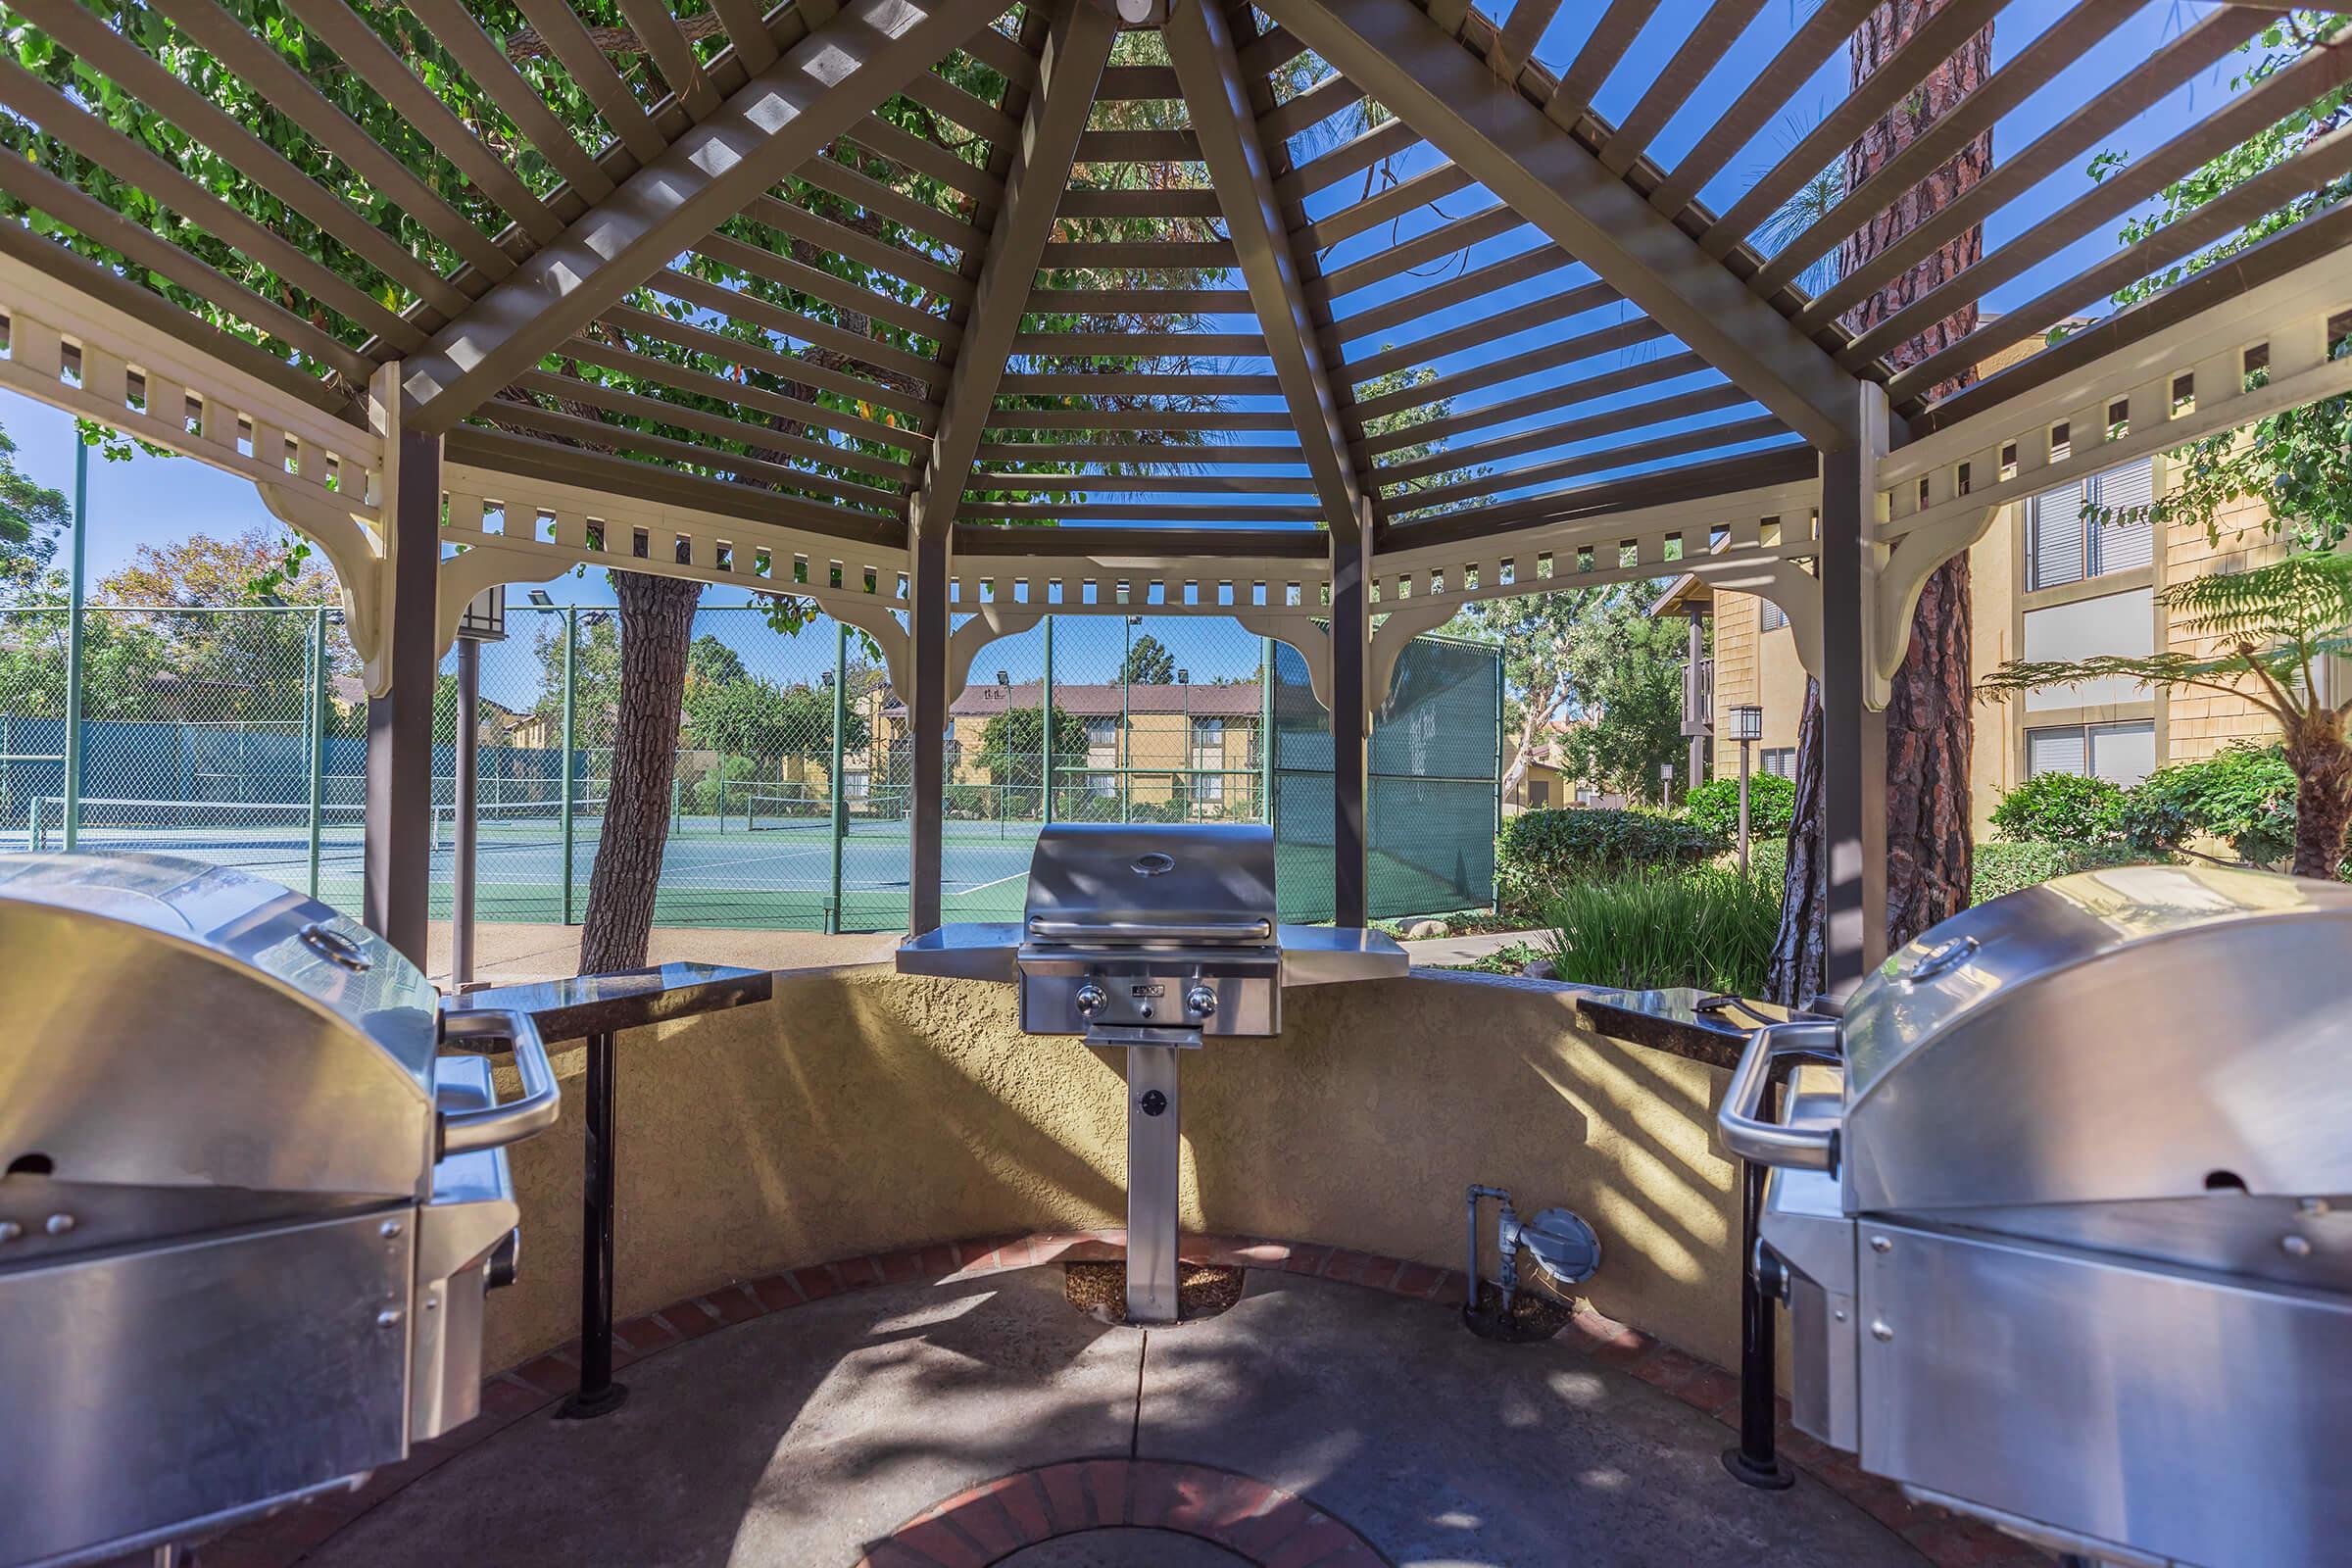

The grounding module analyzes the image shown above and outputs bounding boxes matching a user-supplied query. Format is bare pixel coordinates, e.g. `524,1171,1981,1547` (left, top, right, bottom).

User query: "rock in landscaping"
1521,958,1556,981
1402,919,1450,939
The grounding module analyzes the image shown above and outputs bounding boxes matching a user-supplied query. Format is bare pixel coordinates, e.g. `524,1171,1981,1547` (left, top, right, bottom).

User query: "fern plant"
1980,554,2352,878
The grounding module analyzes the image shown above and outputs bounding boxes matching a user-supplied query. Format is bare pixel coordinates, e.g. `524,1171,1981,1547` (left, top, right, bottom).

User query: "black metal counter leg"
1723,1074,1792,1490
561,1029,626,1418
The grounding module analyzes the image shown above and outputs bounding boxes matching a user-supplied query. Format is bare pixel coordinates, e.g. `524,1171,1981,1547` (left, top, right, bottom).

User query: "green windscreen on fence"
1271,629,1501,924
3,601,1496,933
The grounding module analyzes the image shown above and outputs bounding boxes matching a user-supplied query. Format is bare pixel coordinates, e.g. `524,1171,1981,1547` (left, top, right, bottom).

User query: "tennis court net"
22,797,366,853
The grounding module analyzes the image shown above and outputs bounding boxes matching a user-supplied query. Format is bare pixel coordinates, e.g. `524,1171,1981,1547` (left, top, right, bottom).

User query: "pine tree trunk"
577,571,702,974
1771,0,1993,1003
2285,726,2352,880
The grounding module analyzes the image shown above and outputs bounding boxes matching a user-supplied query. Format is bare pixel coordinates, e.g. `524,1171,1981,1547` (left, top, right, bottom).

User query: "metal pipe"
1739,736,1752,876
1041,614,1055,827
1120,616,1133,824
307,607,328,899
1259,636,1274,830
1723,1066,1796,1491
827,620,847,935
561,1029,627,1418
1464,1184,1510,1317
452,636,479,990
560,609,578,928
61,439,86,852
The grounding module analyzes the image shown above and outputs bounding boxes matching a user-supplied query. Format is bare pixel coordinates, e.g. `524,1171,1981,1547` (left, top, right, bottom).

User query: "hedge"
1684,772,1796,840
1496,807,1719,912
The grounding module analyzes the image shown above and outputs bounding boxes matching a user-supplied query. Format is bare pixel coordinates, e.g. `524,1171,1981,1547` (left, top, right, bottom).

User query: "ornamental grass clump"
1545,866,1779,997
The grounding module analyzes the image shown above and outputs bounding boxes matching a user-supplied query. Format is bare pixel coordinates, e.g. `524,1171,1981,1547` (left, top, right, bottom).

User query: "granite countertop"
1566,985,1789,1071
442,961,773,1046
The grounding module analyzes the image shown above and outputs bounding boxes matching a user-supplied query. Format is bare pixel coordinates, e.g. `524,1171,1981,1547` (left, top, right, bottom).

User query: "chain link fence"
1,601,1498,930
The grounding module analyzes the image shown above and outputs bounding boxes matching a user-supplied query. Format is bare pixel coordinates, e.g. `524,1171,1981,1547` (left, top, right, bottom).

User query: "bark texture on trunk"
1767,676,1830,1004
1773,0,1992,1001
2285,723,2352,880
578,570,702,974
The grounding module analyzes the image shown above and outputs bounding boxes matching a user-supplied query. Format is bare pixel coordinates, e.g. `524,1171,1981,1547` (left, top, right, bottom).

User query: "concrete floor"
306,1270,1921,1567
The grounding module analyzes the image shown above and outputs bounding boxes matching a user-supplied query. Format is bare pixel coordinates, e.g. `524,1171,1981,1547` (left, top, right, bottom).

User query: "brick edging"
859,1460,1387,1567
203,1230,2041,1568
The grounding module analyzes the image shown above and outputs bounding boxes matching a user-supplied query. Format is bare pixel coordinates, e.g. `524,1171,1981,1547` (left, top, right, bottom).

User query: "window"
843,770,869,801
1529,779,1550,808
1760,748,1796,779
1759,599,1788,633
1083,715,1117,749
2029,458,2154,590
2027,720,2155,787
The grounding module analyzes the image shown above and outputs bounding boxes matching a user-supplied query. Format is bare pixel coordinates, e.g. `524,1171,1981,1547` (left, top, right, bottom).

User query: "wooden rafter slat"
1075,128,1204,162
1356,329,1687,451
1799,4,2275,334
1312,203,1528,301
279,0,565,246
1750,0,2132,299
1702,0,2001,257
507,0,671,164
957,20,1039,94
898,66,1021,150
1055,187,1224,219
552,332,924,470
1642,0,1879,219
1097,64,1181,100
1886,120,2352,400
650,265,946,386
982,407,1296,430
843,112,1007,208
707,0,783,74
1374,445,1817,550
692,230,956,346
1595,0,1768,176
959,499,1325,521
613,0,723,120
740,193,971,303
481,399,907,527
1261,72,1362,145
1332,244,1573,343
1278,119,1419,202
142,0,518,281
1025,285,1253,313
401,0,620,202
1391,384,1759,508
1239,24,1308,78
1010,331,1268,356
794,153,988,256
1350,316,1671,425
7,0,472,321
1375,352,1716,475
1382,417,1795,525
972,440,1302,464
1301,163,1477,252
1549,0,1657,125
511,368,911,512
1343,279,1616,385
606,301,934,424
0,57,425,352
962,470,1317,494
996,371,1283,394
1037,239,1240,270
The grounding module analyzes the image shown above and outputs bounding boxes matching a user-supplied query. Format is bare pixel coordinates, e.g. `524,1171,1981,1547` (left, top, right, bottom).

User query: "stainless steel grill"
900,823,1405,1320
1719,863,2352,1568
0,853,560,1568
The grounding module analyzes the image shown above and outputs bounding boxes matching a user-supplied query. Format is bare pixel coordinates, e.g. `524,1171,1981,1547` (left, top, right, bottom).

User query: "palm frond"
2164,552,2352,645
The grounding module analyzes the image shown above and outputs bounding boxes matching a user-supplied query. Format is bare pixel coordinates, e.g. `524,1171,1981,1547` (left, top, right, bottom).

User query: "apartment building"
1655,455,2295,832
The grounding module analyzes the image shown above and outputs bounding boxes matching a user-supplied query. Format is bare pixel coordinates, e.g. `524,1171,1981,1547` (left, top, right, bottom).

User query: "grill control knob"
1185,985,1217,1018
1074,983,1109,1019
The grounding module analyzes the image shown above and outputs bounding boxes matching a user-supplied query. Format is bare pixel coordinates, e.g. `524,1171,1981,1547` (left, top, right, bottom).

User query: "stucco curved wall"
481,968,1743,1372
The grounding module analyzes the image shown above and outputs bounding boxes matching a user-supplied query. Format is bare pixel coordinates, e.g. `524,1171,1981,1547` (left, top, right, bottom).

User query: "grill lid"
1022,823,1277,947
1838,863,2352,1214
0,853,441,1201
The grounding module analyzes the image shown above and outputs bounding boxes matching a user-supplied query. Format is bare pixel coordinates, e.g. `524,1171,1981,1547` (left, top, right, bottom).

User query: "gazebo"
2,0,2341,983
4,4,2352,1565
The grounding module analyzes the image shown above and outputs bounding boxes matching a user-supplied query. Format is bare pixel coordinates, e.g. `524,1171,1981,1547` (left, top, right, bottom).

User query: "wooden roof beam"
399,0,1004,434
1259,0,1865,450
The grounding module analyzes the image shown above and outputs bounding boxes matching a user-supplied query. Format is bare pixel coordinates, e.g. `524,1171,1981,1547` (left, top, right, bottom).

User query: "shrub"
1545,865,1779,996
1972,841,2160,904
1495,807,1720,912
2118,746,2300,868
1989,772,2126,846
1684,772,1796,841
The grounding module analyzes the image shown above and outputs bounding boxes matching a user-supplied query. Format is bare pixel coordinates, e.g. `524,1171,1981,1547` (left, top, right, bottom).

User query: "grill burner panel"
902,823,1404,1322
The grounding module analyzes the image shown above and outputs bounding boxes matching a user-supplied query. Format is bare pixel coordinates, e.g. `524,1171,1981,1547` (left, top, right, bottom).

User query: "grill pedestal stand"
1097,1027,1196,1324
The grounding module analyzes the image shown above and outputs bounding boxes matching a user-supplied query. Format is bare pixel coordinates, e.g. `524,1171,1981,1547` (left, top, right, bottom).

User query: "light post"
1659,760,1675,810
1730,705,1763,875
450,586,506,991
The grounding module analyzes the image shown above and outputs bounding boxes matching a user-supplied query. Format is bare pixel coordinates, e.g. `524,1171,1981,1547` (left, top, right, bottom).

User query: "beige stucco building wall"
1697,457,2289,828
478,966,1749,1378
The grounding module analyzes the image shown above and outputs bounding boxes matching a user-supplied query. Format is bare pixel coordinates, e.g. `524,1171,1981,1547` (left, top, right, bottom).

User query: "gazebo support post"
365,389,439,969
908,528,949,934
1818,388,1891,998
1332,515,1372,927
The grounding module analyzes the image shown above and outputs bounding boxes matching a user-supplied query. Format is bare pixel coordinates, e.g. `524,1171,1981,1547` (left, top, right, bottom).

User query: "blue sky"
0,0,2286,666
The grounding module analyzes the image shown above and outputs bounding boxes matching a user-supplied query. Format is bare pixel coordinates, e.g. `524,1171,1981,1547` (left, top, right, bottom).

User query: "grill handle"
1025,916,1272,944
439,1007,562,1156
1716,1019,1841,1171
